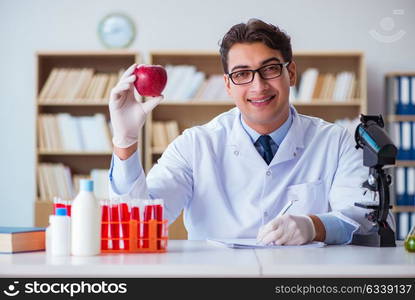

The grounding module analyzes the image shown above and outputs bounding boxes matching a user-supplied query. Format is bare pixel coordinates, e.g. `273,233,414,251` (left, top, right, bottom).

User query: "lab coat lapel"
269,106,305,166
227,109,269,167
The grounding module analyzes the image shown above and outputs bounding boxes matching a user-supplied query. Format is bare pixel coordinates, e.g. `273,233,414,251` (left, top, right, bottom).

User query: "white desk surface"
0,241,259,278
0,241,413,278
255,242,415,277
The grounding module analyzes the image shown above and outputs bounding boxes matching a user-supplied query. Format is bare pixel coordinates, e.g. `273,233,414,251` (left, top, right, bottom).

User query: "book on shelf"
38,68,59,99
152,121,169,148
291,70,357,103
392,75,415,115
0,227,45,254
38,163,74,201
185,71,206,100
197,75,231,101
38,68,121,103
334,116,360,135
160,65,232,102
311,74,325,101
385,74,415,240
152,120,180,149
396,212,415,240
297,68,318,102
165,120,180,143
57,113,83,151
391,121,415,160
170,65,197,100
38,163,109,202
395,167,415,207
38,113,112,152
78,114,112,152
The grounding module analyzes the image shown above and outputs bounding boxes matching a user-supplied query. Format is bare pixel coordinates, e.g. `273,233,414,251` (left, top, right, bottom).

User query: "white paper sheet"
207,238,326,249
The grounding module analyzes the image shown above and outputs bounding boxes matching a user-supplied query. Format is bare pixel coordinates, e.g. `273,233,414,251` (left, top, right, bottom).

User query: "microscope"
352,114,397,247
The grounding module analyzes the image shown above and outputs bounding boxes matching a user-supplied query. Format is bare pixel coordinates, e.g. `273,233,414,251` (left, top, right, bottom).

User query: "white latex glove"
256,214,316,246
109,63,163,148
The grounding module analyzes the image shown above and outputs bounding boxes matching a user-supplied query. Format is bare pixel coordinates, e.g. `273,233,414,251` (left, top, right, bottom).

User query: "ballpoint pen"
257,198,298,245
276,198,298,218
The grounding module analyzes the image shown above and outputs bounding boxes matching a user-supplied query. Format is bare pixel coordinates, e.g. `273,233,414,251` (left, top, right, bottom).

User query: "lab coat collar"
228,105,305,167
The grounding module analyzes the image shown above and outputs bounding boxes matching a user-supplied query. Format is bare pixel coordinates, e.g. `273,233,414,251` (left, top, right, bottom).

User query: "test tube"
130,200,141,248
119,197,131,250
143,200,152,249
109,198,120,250
100,199,111,250
153,199,164,250
65,199,72,217
53,197,65,215
142,199,165,250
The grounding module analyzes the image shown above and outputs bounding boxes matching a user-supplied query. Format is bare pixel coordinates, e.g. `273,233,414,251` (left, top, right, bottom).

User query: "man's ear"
287,61,297,87
224,74,232,96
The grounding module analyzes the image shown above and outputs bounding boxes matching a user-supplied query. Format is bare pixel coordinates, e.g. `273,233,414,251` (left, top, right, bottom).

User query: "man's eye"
234,71,251,78
263,65,279,73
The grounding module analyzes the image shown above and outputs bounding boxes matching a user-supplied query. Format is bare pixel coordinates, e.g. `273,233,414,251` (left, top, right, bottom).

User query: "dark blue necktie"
257,135,274,165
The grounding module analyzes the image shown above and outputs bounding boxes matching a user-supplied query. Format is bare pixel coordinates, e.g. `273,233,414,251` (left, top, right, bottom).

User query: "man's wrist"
114,143,138,160
309,215,326,242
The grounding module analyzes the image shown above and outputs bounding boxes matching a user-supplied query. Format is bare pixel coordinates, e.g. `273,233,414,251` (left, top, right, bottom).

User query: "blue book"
400,76,411,115
401,122,412,160
395,76,402,114
397,213,410,240
0,227,45,254
410,76,415,115
412,122,415,160
396,167,406,206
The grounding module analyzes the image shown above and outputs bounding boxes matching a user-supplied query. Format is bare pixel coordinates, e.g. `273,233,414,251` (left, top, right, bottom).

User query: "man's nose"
250,72,269,91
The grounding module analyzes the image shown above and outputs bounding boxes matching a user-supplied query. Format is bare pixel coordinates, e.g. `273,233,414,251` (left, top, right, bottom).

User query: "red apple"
133,65,168,97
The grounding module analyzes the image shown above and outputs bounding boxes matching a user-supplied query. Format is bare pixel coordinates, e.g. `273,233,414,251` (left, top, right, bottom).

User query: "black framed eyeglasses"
227,62,291,85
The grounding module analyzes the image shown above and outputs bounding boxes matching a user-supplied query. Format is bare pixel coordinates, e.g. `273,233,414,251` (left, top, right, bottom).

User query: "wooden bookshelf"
34,51,140,227
145,50,367,239
385,72,415,239
392,206,415,213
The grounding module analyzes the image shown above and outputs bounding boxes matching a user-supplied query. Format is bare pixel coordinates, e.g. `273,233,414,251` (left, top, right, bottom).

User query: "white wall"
0,0,414,226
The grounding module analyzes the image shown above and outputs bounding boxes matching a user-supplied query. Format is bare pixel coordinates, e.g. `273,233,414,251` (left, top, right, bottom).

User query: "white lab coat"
110,106,394,240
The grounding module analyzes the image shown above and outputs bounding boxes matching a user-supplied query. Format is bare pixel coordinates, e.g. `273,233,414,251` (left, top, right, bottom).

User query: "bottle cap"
56,207,67,216
80,179,94,192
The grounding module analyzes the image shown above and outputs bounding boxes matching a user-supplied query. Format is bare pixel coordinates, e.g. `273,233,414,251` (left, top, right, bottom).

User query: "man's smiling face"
224,42,296,134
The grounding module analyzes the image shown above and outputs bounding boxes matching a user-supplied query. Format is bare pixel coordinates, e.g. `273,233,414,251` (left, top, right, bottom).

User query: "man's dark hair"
219,18,292,74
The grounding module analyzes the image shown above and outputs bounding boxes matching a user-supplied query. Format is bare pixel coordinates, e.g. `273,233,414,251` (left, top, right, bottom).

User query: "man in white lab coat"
108,19,394,245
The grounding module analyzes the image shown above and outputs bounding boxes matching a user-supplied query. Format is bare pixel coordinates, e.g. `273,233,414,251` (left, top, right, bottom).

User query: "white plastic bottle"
49,207,71,256
71,179,101,256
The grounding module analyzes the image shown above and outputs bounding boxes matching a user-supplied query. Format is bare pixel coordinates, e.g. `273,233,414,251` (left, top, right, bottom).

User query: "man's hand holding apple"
109,63,167,150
